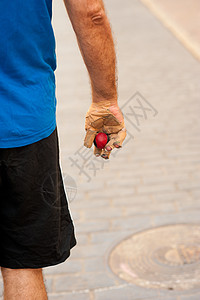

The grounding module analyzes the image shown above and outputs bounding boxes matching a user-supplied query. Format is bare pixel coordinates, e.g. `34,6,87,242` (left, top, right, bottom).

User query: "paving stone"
176,211,200,223
123,201,176,216
54,272,116,292
95,285,159,300
180,294,200,300
142,173,190,185
87,187,136,199
121,169,164,178
75,233,89,245
48,292,90,300
153,211,200,226
177,180,200,191
90,230,129,245
111,216,153,231
137,183,176,194
158,298,179,300
71,243,111,259
190,189,200,200
107,176,142,186
113,194,152,206
83,257,107,273
71,198,111,209
176,198,200,211
83,206,124,219
158,288,200,299
44,276,53,293
69,210,80,221
44,259,82,275
75,220,110,233
138,160,179,170
152,191,192,203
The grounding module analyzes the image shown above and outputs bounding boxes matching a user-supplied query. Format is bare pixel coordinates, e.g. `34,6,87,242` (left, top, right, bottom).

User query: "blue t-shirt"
0,0,57,148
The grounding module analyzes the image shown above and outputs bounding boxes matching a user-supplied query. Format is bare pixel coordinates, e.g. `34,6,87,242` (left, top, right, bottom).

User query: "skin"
1,268,47,300
63,0,125,158
1,1,124,298
63,0,118,103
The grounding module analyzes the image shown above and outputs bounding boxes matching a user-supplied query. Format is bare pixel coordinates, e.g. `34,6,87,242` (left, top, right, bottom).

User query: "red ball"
94,133,109,149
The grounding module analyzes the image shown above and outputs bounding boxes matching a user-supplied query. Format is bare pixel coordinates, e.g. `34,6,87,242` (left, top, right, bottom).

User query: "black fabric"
0,128,76,269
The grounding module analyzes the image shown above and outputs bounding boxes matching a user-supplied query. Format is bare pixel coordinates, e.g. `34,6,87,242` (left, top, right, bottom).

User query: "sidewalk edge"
140,0,200,62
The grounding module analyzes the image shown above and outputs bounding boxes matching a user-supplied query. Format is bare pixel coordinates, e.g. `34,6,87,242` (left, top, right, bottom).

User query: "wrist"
92,96,118,107
92,88,118,105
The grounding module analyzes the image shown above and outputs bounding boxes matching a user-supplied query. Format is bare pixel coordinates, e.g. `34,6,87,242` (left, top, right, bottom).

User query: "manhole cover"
109,224,200,290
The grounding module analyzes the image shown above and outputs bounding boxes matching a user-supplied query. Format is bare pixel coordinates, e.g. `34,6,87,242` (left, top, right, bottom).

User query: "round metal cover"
109,224,200,290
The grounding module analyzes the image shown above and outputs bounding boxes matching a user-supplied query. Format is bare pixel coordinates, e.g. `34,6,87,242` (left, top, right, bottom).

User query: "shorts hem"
0,239,77,269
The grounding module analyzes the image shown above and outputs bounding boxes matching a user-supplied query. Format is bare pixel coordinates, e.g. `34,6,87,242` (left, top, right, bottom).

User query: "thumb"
84,129,97,148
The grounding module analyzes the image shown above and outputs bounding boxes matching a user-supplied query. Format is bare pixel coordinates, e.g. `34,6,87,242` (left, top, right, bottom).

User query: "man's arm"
63,0,117,103
63,0,126,159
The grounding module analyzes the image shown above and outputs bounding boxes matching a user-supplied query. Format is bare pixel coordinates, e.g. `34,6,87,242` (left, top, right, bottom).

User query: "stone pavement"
0,0,200,299
140,0,200,61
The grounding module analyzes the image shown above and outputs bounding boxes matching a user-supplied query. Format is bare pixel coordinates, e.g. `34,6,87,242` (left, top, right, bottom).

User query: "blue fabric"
0,0,57,148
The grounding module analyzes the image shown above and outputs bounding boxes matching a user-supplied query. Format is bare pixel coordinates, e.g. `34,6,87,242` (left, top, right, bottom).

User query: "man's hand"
84,101,126,159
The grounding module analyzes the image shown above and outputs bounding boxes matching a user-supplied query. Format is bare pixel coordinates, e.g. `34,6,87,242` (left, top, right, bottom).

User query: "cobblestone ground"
0,0,200,299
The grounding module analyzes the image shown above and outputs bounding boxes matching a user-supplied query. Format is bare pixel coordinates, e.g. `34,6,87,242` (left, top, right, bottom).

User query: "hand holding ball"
94,133,109,149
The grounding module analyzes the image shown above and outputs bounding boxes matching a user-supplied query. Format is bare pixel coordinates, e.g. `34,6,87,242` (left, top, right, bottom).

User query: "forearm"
63,0,117,103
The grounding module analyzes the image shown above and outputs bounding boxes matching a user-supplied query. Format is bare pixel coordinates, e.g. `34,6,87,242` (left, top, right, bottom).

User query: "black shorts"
0,128,77,269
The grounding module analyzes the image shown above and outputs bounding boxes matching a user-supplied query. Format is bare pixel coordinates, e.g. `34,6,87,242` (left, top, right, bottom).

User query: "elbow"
87,4,106,25
91,10,106,25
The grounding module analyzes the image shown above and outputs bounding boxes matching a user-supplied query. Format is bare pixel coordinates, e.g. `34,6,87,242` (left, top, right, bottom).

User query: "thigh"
0,128,76,269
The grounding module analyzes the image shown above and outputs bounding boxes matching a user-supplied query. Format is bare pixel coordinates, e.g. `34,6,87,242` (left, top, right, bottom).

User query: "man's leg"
1,267,48,300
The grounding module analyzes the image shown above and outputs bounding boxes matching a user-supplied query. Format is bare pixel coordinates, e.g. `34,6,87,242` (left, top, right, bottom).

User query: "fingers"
104,134,118,151
101,148,111,159
105,128,126,150
100,134,117,159
94,146,102,157
93,144,110,160
112,128,127,148
84,129,97,148
100,128,126,159
85,128,126,160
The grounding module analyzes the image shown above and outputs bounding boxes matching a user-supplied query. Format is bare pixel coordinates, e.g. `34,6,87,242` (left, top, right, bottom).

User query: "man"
0,0,126,299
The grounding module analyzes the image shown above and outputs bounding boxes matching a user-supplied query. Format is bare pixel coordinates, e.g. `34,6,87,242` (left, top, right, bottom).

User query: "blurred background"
45,0,200,299
1,0,199,299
